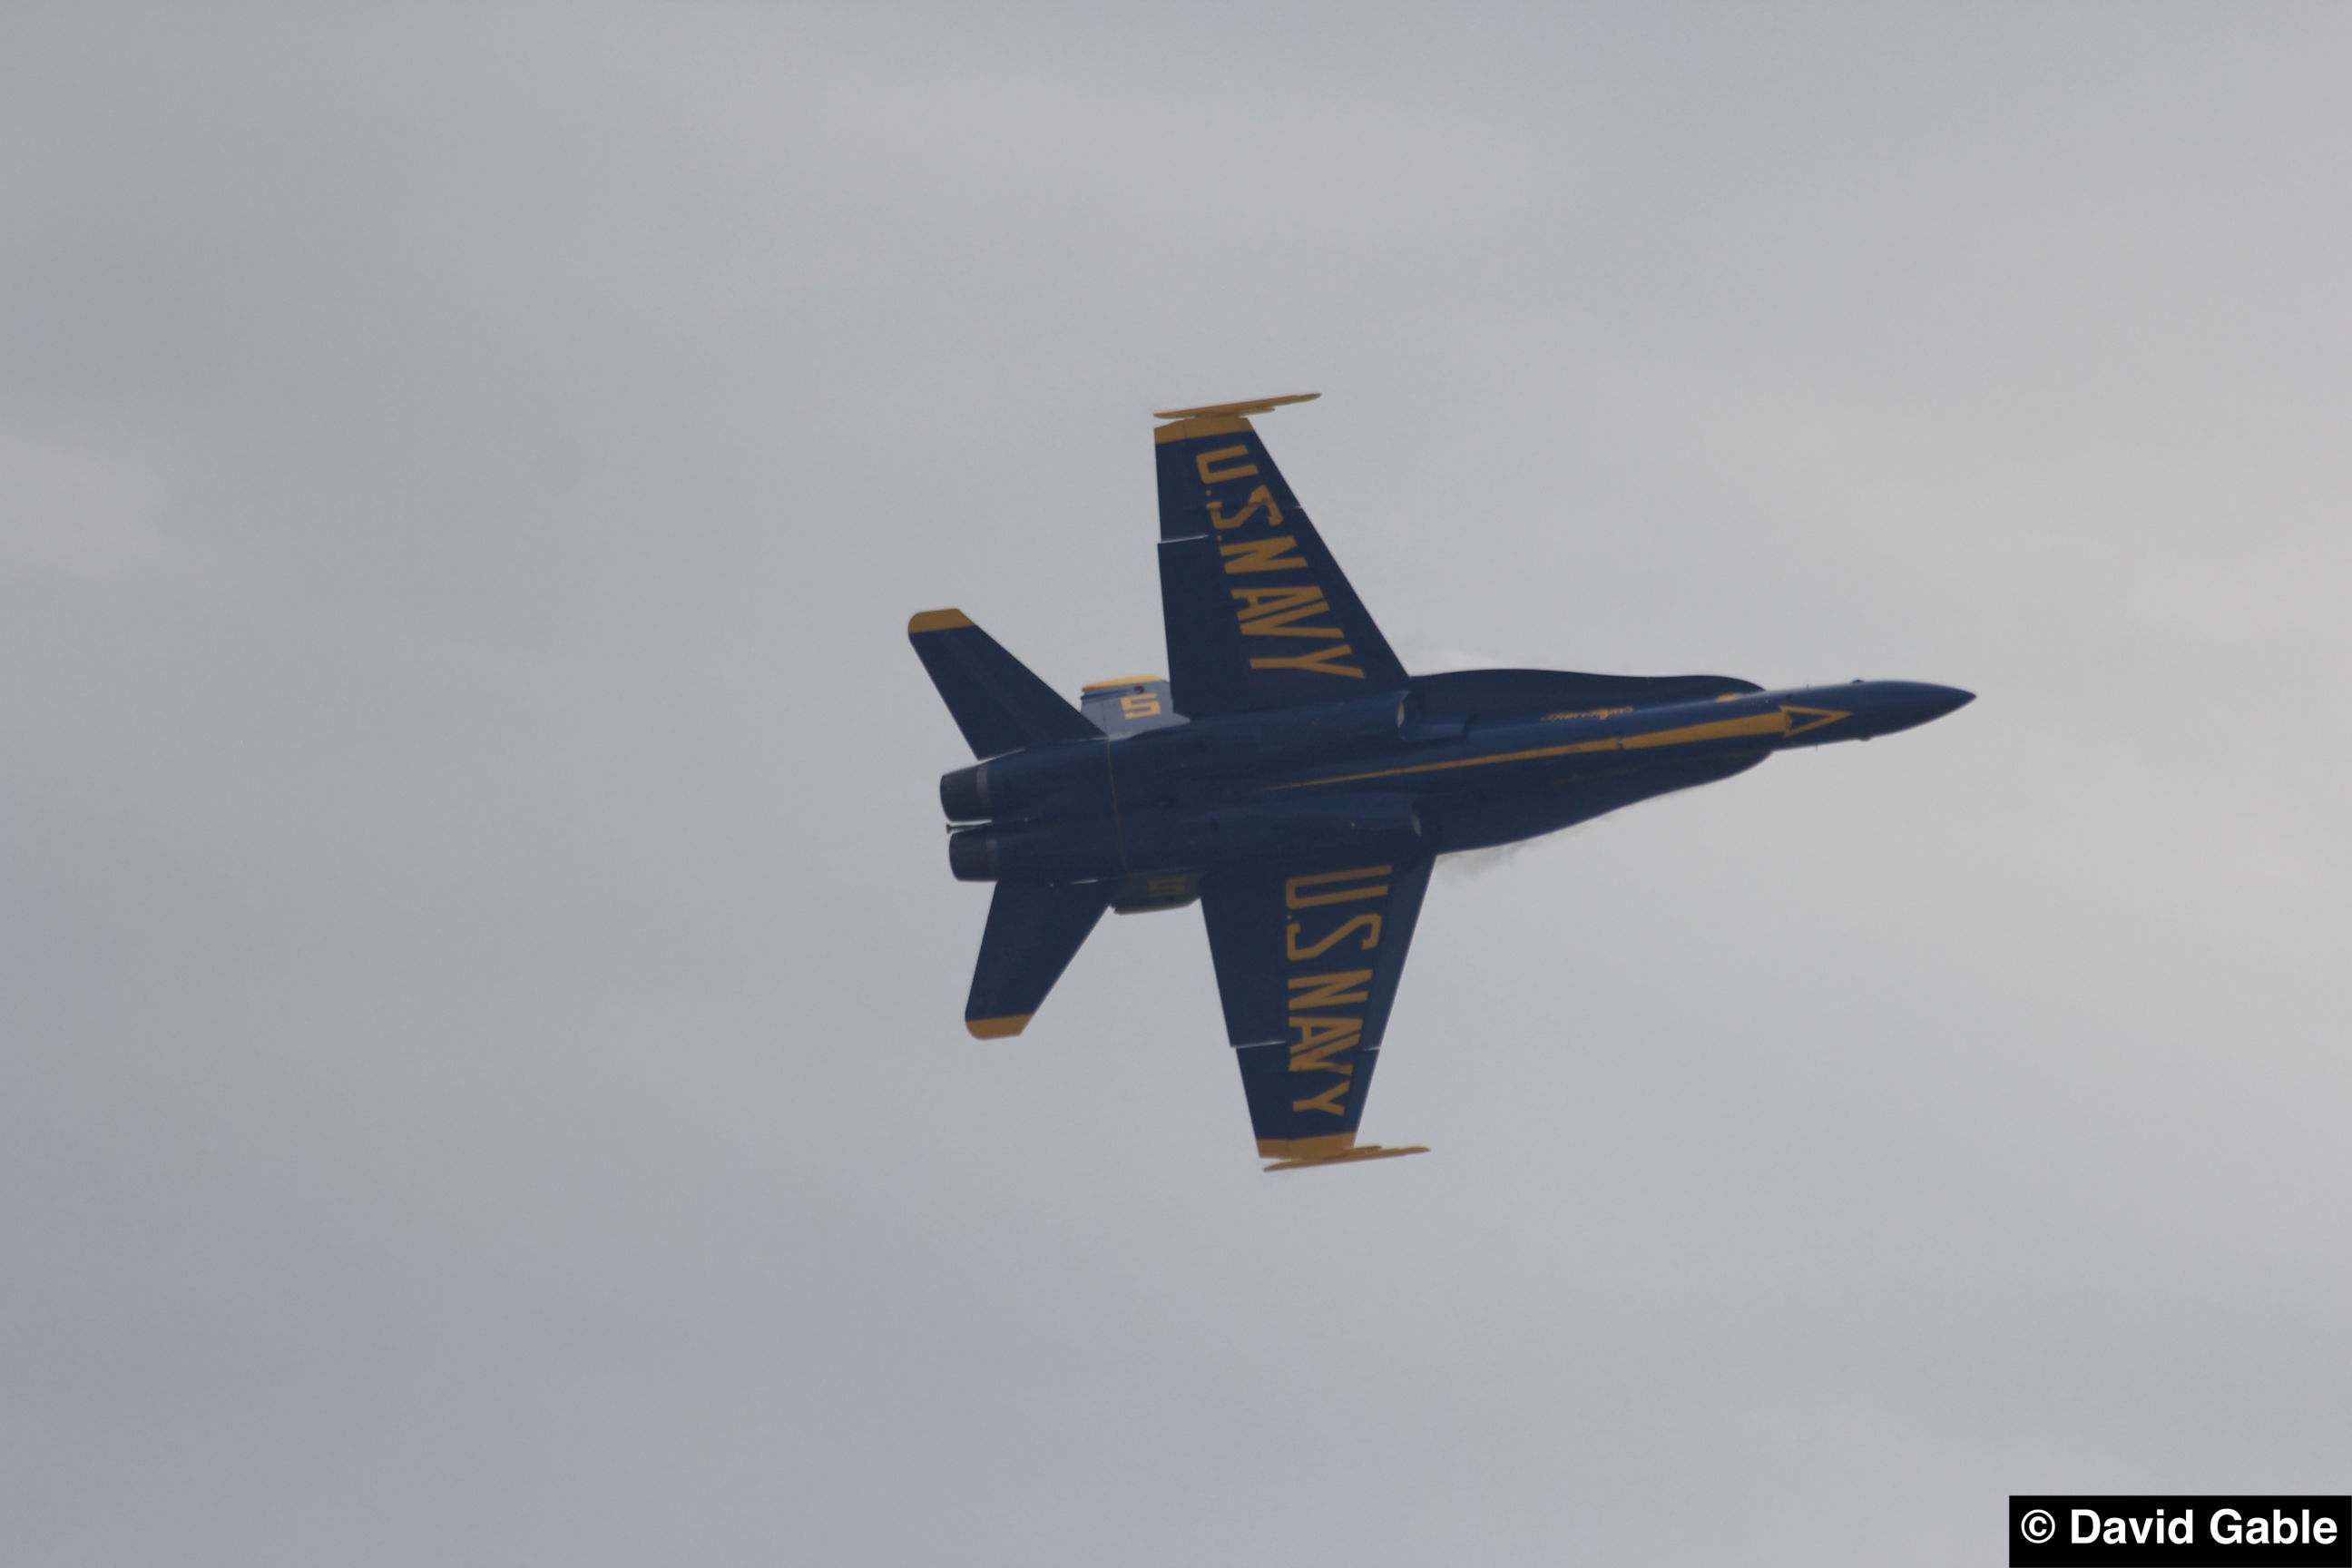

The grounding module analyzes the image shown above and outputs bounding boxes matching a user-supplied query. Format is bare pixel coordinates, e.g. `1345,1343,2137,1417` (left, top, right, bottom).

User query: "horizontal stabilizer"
965,880,1112,1038
908,609,1101,760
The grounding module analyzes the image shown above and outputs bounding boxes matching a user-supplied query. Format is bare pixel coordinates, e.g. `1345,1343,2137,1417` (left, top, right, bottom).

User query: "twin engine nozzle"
937,748,1087,824
940,760,991,823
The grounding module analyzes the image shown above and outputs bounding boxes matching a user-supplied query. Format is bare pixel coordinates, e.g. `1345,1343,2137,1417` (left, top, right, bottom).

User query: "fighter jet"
910,395,1971,1170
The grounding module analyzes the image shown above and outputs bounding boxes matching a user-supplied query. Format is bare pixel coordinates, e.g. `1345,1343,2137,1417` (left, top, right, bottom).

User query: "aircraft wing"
1200,854,1434,1170
1154,402,1406,718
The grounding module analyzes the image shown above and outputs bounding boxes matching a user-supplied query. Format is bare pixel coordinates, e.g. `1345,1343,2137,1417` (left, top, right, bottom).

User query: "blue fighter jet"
911,394,1971,1171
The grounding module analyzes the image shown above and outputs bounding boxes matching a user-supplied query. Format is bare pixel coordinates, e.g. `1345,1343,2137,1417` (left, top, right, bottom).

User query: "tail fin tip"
910,608,974,634
965,1014,1033,1039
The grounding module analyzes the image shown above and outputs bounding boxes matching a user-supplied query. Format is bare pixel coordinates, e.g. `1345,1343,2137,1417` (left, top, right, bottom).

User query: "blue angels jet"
910,394,1971,1171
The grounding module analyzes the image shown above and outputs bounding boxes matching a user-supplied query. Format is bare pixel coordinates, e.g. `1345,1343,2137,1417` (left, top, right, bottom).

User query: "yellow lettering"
1287,970,1372,1009
1285,867,1392,909
1196,446,1260,485
1230,584,1320,621
1289,1014,1361,1050
1291,1081,1350,1116
1219,536,1308,574
1286,912,1382,960
1207,485,1282,530
1289,1032,1359,1074
1119,693,1161,719
1237,600,1344,640
1289,1013,1360,1075
1249,643,1365,679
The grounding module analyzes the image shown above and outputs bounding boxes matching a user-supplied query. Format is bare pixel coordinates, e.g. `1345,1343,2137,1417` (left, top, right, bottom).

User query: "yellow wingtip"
1262,1144,1429,1172
965,1014,1032,1039
908,608,974,634
1153,392,1319,421
1258,1133,1356,1160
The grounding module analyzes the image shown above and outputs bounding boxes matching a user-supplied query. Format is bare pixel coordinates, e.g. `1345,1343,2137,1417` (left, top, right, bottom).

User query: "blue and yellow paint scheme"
909,396,1972,1170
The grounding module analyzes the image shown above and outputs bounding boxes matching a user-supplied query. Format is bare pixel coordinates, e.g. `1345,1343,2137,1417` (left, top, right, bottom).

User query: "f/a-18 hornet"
910,394,1971,1171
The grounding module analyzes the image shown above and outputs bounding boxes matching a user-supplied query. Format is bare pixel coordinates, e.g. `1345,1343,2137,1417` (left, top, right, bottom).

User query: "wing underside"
1155,410,1406,719
1200,854,1434,1169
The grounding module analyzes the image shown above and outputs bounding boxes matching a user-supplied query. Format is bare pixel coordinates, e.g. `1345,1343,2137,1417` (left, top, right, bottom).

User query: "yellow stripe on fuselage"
1260,708,1804,792
1620,711,1792,750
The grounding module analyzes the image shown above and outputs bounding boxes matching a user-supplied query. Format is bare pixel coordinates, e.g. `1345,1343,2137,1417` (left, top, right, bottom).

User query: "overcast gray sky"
4,5,2347,1564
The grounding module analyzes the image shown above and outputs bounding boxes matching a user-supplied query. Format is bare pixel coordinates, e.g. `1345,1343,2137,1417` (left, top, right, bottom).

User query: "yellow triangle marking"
1780,705,1851,738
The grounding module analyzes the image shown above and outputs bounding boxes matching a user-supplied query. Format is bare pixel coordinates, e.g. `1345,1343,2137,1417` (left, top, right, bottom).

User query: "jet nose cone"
1872,681,1974,735
1918,683,1975,720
